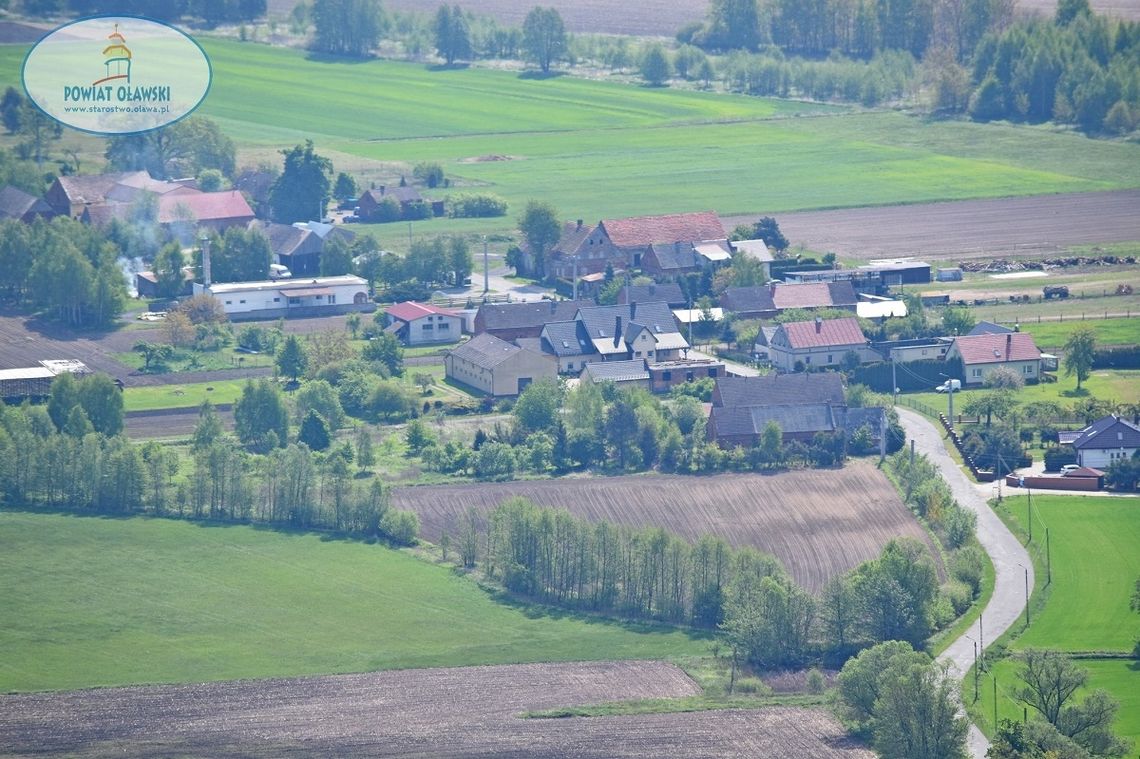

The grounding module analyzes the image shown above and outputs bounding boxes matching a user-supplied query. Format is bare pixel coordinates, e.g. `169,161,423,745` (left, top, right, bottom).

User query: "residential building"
945,332,1042,385
648,359,725,393
46,171,150,218
575,302,689,362
618,282,686,308
580,359,650,390
1065,415,1140,469
193,275,372,320
537,320,599,373
968,321,1014,336
444,333,556,396
870,338,951,363
159,190,256,242
640,240,731,279
383,301,462,345
711,372,845,409
768,317,873,372
357,185,443,220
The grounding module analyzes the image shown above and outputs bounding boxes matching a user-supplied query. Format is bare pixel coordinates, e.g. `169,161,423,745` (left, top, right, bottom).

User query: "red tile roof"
386,301,459,322
780,317,867,349
158,191,254,224
601,211,725,248
773,283,831,310
952,333,1041,365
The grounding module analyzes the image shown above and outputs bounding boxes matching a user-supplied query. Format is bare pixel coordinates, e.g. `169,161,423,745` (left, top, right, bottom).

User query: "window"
635,351,642,357
805,356,811,364
423,323,434,331
827,354,833,363
707,368,717,378
225,300,232,305
239,300,246,304
273,297,280,303
686,371,694,381
439,322,450,331
972,368,981,377
662,371,672,381
329,295,336,305
289,297,300,305
1023,365,1033,374
922,349,928,356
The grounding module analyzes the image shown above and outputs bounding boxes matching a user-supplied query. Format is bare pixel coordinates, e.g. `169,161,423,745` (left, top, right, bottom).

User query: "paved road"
896,408,1033,759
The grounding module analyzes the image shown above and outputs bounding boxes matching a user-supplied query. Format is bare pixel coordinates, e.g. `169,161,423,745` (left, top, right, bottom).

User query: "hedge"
1092,345,1140,369
850,357,963,393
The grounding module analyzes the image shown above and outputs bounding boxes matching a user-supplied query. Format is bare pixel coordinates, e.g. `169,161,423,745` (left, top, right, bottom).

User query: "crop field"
0,658,870,757
0,511,708,693
391,461,937,593
1004,316,1140,348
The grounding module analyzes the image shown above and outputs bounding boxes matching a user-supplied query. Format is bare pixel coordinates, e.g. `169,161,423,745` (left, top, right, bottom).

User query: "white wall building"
193,275,372,320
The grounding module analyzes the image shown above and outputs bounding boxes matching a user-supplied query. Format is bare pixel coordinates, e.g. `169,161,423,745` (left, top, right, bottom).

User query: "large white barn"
193,275,373,320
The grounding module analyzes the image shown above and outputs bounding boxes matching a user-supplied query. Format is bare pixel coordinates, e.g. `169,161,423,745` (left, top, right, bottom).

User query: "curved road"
897,408,1033,759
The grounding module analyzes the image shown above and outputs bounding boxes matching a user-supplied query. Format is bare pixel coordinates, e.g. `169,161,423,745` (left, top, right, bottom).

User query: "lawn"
122,379,248,412
0,510,707,693
1016,317,1140,350
903,369,1140,417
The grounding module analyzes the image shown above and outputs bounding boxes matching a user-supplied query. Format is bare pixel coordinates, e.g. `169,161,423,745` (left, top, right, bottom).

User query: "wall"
1004,474,1100,492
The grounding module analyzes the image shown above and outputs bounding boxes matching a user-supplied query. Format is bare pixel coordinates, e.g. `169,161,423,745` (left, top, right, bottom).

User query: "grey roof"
514,337,545,354
713,372,845,409
447,333,522,370
843,407,885,437
540,320,595,357
722,286,776,314
647,242,702,271
969,320,1015,336
620,282,685,306
260,222,314,258
363,186,423,204
711,403,840,437
582,359,650,383
476,300,582,332
0,185,50,219
576,302,686,355
1071,415,1140,450
54,171,143,205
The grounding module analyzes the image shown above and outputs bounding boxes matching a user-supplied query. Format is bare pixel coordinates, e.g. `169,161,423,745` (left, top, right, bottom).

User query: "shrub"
951,544,986,595
733,676,772,695
944,504,977,549
806,668,826,694
942,579,974,615
448,193,508,218
379,508,420,545
1043,447,1077,472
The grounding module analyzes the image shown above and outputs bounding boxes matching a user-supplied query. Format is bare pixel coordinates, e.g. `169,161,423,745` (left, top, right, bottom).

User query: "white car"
1060,464,1080,475
935,379,961,393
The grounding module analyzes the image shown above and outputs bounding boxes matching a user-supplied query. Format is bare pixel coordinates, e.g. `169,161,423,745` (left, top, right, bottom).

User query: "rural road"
896,408,1033,759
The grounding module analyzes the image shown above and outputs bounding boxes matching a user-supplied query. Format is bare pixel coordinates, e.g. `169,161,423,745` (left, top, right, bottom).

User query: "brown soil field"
724,189,1140,262
392,461,935,593
0,660,870,758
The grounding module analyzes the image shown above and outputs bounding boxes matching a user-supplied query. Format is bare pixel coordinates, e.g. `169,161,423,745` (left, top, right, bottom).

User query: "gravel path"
897,408,1033,758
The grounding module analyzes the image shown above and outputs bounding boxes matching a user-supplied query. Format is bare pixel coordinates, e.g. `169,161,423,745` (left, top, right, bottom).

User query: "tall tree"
320,235,354,277
872,656,968,759
522,6,567,73
640,43,672,85
297,409,331,451
277,334,308,382
152,242,186,299
1062,327,1096,391
517,200,561,279
705,0,762,51
269,140,333,224
311,0,384,56
234,379,289,451
434,4,473,65
105,116,236,178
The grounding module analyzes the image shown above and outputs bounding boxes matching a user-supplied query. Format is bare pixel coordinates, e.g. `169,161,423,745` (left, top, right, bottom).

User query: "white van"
935,379,961,393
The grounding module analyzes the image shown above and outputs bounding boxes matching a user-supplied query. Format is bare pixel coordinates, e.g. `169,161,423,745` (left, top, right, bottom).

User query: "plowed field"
0,661,871,758
392,461,935,592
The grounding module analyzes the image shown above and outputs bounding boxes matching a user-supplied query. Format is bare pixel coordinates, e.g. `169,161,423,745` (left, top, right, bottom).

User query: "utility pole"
891,355,897,403
482,235,489,295
879,407,887,464
1046,527,1052,584
1027,486,1032,543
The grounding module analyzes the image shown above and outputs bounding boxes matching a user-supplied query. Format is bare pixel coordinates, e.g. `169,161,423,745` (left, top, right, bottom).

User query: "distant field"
0,511,706,692
1016,317,1140,349
904,369,1140,411
392,462,936,593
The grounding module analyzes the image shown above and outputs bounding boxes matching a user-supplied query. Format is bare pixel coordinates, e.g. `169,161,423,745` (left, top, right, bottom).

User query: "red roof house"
946,332,1042,385
384,301,463,345
769,317,872,372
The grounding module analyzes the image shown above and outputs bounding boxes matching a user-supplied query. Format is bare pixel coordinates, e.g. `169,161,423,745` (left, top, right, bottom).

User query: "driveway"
896,408,1033,759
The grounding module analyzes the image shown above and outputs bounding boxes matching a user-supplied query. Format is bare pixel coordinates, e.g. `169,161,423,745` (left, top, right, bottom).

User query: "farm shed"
445,333,556,397
648,359,725,393
194,275,372,321
580,359,651,390
0,360,91,401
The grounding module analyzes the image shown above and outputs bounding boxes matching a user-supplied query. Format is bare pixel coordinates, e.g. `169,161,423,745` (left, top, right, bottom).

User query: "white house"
945,332,1042,386
1068,415,1140,469
383,301,463,345
193,275,372,320
445,333,557,397
768,317,874,372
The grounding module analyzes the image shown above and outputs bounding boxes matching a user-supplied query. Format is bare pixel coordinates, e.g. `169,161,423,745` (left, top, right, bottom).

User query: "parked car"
1060,464,1080,475
935,379,962,393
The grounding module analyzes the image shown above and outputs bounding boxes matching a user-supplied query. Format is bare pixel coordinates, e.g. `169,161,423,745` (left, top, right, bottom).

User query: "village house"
536,320,599,374
768,316,874,373
356,185,443,221
579,359,651,390
1060,415,1140,469
720,281,859,320
444,333,556,397
575,302,689,362
383,301,463,346
640,240,732,279
0,185,52,222
618,282,687,308
945,332,1042,386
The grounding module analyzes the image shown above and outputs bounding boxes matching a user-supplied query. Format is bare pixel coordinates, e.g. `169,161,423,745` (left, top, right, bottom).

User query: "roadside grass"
123,380,247,412
0,510,708,693
965,495,1139,743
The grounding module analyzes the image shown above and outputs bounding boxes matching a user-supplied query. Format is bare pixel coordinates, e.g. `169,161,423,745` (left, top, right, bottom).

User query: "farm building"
444,333,556,397
855,296,907,321
870,338,951,363
1063,415,1140,469
383,301,462,345
356,185,443,220
708,403,883,448
712,372,845,409
641,240,731,279
580,359,651,390
193,275,372,321
767,317,874,372
158,191,256,242
859,259,931,285
0,185,52,222
0,360,91,401
968,320,1014,336
729,239,774,278
945,332,1041,385
135,268,194,299
720,281,859,319
618,282,686,308
648,359,725,393
473,300,581,341
257,222,324,276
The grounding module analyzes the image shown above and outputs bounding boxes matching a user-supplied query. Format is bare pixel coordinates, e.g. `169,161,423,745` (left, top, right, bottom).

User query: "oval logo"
21,16,212,135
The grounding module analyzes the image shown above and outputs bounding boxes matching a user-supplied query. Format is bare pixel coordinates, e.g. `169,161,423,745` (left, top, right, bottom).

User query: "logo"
21,16,212,135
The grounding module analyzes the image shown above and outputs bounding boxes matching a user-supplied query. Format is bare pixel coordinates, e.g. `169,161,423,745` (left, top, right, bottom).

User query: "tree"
1062,328,1096,391
853,538,939,645
332,171,357,201
1,86,22,134
941,306,975,336
522,6,567,74
76,374,124,437
1056,0,1091,25
105,116,236,178
872,656,968,759
703,0,762,51
234,379,289,451
984,365,1025,390
297,409,331,451
277,334,308,382
211,227,272,283
196,169,225,192
513,378,564,435
413,162,445,189
152,242,186,299
434,4,473,65
641,44,672,86
355,427,375,470
311,0,384,57
362,332,404,376
269,140,333,224
370,380,413,421
518,200,561,279
750,216,790,252
320,235,354,276
133,341,173,371
447,236,473,286
839,640,930,723
962,389,1016,427
295,379,345,430
192,401,225,452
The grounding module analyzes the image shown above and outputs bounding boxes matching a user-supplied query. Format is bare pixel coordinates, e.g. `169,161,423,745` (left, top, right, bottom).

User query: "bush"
1043,447,1077,472
944,504,977,549
402,199,434,220
951,544,986,595
733,676,772,695
942,579,974,615
806,668,826,694
412,161,444,188
369,195,402,223
1093,345,1140,369
448,193,508,218
379,508,420,545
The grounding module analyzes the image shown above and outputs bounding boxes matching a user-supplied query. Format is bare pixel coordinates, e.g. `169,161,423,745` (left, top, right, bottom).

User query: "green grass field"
903,369,1140,418
1015,318,1140,350
122,379,248,412
4,38,1138,229
0,510,706,692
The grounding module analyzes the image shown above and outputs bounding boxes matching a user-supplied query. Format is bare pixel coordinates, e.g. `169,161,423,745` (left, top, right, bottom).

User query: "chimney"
379,185,386,195
614,315,623,347
815,316,822,333
576,219,583,229
1006,332,1012,357
550,299,557,313
200,236,212,288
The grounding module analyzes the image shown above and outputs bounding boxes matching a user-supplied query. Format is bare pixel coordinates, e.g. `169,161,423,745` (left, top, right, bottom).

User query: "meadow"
3,38,1139,230
968,496,1140,745
0,510,706,692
